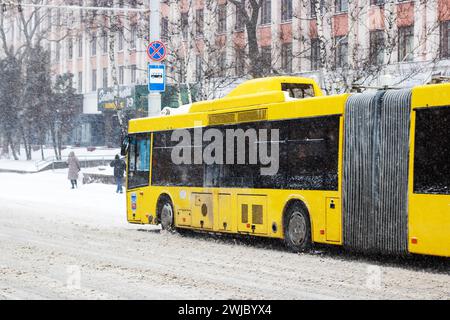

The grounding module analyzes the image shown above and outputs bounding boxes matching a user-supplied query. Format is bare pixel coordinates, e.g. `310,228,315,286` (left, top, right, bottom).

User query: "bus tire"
283,202,312,252
158,196,175,232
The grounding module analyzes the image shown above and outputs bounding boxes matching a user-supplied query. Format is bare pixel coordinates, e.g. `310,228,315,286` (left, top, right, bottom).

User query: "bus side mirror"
121,135,130,156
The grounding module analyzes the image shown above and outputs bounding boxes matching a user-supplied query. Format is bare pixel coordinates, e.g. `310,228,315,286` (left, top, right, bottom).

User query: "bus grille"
241,204,248,223
237,109,267,123
252,205,263,225
209,112,236,125
343,89,411,255
208,109,267,126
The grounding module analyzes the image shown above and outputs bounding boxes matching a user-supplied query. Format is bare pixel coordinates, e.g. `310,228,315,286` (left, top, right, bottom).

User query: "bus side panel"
408,194,450,257
165,187,342,245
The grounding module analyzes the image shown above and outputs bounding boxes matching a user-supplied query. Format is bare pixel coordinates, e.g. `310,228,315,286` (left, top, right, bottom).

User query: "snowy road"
0,171,449,300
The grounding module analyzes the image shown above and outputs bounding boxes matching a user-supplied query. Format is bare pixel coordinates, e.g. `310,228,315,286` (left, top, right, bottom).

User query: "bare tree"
228,0,266,77
0,1,71,159
292,0,448,94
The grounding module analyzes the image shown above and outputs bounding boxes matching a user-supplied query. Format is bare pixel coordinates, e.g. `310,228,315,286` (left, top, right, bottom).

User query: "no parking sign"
147,41,167,62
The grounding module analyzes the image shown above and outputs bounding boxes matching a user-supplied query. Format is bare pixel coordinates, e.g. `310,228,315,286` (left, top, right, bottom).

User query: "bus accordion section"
343,90,411,255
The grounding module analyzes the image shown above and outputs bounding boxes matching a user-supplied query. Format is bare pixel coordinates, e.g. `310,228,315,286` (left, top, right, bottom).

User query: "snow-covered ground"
0,147,119,172
0,170,449,300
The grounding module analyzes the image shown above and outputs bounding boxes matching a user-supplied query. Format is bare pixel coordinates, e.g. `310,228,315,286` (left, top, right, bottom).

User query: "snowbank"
0,147,120,173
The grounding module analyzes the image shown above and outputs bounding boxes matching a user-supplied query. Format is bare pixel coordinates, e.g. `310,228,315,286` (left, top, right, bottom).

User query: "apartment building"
166,0,450,93
2,1,450,145
1,0,168,146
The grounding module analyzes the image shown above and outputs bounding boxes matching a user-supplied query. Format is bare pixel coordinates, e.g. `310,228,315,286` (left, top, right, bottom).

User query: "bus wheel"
283,203,312,252
159,199,175,232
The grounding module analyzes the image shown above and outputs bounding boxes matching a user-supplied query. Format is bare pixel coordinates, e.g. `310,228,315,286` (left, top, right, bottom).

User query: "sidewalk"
0,146,120,173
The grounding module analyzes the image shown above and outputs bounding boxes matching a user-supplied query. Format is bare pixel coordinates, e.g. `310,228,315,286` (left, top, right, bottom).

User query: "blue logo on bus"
131,193,137,210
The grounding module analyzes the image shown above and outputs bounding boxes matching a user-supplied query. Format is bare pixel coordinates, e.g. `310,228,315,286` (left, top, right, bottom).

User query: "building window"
335,0,348,13
311,0,324,18
235,8,245,31
281,43,293,73
161,17,169,41
78,71,83,93
56,9,61,26
218,4,227,33
217,52,226,77
92,69,97,92
47,8,52,29
90,33,97,56
370,0,384,5
235,48,245,76
78,36,83,58
68,38,73,60
178,58,186,83
102,67,108,88
130,65,137,83
119,66,124,84
281,0,293,22
261,45,271,74
370,30,385,65
398,25,414,62
261,0,271,25
55,42,60,62
101,31,108,54
181,12,189,40
196,9,204,36
130,25,137,49
335,35,348,68
196,55,202,82
440,21,450,58
118,28,124,51
311,38,321,70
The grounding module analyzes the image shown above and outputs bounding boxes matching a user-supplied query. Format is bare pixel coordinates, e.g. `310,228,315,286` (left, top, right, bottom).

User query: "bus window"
127,134,150,189
152,130,203,187
254,120,288,189
414,107,450,194
286,116,339,190
281,83,315,99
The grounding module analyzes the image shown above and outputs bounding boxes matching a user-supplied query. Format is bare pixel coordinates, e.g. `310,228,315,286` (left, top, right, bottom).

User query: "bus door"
409,106,450,257
126,134,151,223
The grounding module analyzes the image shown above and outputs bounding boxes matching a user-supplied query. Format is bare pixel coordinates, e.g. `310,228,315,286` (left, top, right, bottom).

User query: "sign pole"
148,0,161,117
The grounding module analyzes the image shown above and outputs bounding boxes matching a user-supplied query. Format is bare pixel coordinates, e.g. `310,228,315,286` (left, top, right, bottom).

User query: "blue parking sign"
148,64,166,92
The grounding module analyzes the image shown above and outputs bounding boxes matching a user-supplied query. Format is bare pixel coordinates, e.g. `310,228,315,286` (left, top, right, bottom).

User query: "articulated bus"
122,76,450,258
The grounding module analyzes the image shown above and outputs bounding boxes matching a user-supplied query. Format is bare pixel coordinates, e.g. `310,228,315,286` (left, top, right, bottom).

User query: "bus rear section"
407,84,450,257
342,84,450,258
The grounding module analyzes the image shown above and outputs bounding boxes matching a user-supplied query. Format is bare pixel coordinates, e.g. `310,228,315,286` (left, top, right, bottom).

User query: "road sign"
147,41,167,62
148,64,166,92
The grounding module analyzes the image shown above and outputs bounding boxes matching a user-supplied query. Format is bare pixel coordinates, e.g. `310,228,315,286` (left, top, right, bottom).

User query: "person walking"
67,151,81,189
110,155,126,194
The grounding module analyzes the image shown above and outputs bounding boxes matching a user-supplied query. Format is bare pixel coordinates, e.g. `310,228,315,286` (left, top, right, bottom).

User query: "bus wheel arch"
156,193,175,232
282,199,313,252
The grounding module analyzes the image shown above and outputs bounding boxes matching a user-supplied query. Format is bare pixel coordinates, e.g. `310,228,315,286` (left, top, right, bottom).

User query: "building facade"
2,0,450,145
165,0,450,94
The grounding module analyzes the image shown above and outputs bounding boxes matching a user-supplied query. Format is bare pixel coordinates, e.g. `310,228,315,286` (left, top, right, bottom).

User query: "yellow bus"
122,76,450,258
